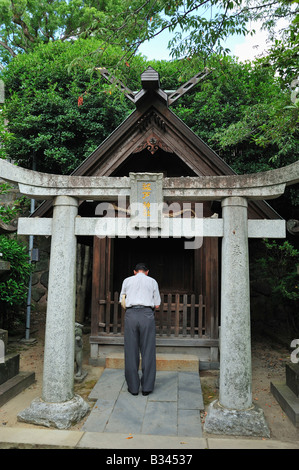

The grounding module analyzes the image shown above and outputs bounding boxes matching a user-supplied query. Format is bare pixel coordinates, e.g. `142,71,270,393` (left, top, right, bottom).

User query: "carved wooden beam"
168,68,212,105
132,133,173,155
98,66,212,107
137,111,166,132
96,68,136,103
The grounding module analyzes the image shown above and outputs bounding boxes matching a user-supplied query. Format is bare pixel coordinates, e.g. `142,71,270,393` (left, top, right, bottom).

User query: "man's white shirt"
120,272,161,308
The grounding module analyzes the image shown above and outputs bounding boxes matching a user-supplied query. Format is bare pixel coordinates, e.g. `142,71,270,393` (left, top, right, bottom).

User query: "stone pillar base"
204,400,270,438
17,394,90,430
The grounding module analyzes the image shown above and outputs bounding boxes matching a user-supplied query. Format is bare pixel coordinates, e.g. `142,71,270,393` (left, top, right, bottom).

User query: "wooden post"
113,291,119,334
182,294,187,337
91,237,101,337
167,293,171,336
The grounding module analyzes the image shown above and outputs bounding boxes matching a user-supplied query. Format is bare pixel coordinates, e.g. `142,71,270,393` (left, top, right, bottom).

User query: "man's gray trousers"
124,307,156,394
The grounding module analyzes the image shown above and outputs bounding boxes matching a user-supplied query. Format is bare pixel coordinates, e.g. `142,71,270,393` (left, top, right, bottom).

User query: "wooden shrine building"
34,67,280,364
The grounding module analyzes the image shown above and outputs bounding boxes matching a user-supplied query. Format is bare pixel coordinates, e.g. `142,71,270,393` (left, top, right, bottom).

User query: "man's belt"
128,305,153,309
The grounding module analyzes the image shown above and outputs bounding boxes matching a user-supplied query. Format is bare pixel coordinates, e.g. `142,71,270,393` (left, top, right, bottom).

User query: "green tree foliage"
80,0,298,65
1,0,297,67
1,39,147,174
0,0,157,64
0,183,29,223
0,235,31,307
260,23,299,87
255,239,299,335
0,184,32,329
258,240,299,302
209,61,298,172
154,56,297,172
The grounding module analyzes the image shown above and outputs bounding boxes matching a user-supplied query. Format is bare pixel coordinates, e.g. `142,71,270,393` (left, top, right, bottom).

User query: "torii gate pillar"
42,196,79,402
18,195,90,428
220,197,252,410
203,197,269,436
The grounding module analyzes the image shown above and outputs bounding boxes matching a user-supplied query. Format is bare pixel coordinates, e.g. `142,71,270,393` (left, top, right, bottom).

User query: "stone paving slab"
1,427,298,449
88,368,126,402
82,369,204,437
0,427,84,448
178,372,204,410
105,392,148,433
142,401,177,436
77,431,207,449
149,371,178,402
178,409,202,437
80,399,115,433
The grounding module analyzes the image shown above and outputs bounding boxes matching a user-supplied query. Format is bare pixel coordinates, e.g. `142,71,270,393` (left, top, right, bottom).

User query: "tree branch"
11,1,36,44
0,39,17,58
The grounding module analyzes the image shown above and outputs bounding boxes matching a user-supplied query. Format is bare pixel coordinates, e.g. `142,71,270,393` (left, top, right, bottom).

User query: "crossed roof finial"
98,66,212,106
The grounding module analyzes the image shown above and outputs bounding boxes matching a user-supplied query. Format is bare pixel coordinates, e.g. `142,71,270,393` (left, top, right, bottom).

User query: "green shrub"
255,239,299,336
257,240,299,301
0,235,32,329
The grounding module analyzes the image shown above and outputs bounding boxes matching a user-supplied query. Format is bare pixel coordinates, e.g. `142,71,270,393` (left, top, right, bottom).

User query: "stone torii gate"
0,158,298,433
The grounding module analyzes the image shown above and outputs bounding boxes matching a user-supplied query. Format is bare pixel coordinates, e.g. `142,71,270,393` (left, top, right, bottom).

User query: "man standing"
120,263,161,396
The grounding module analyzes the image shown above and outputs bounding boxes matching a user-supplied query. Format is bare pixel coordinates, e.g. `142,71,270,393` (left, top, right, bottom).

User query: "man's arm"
119,279,127,301
153,281,161,309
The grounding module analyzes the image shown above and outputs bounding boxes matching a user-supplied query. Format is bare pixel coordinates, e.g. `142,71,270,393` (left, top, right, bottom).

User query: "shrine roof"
33,67,281,220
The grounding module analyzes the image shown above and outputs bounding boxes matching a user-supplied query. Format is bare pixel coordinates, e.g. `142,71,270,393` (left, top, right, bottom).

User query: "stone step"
0,371,35,407
286,363,299,397
0,353,20,386
105,353,199,372
271,381,299,428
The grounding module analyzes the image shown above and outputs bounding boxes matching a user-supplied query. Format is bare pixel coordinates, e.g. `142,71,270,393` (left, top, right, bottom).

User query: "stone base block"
0,371,35,407
17,394,90,430
286,363,299,397
204,400,270,438
271,381,299,428
0,353,20,385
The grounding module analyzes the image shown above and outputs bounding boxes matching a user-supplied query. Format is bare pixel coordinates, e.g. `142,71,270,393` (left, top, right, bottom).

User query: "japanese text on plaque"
142,182,151,217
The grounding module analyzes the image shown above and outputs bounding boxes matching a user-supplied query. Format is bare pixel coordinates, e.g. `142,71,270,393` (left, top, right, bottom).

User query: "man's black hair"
134,263,149,272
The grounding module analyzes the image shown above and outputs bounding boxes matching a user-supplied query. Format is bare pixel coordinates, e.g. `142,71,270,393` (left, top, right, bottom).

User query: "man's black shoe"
128,389,138,396
142,391,151,396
